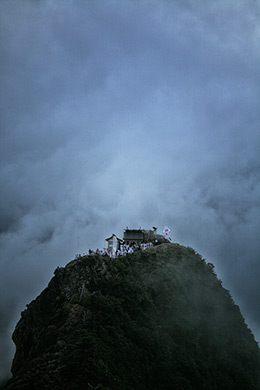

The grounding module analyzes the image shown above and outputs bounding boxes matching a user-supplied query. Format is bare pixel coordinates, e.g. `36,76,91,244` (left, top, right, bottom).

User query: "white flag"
163,226,170,235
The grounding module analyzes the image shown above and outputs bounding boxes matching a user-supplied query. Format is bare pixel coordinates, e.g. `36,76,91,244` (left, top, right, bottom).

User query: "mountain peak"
4,244,260,390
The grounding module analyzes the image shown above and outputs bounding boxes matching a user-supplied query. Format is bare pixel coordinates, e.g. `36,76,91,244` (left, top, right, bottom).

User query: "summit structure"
105,227,168,255
123,227,159,244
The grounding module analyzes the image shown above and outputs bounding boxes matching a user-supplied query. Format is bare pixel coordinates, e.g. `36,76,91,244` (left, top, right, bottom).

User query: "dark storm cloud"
0,0,260,381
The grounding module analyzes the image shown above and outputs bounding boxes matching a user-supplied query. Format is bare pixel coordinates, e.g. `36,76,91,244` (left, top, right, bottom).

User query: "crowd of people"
74,241,156,260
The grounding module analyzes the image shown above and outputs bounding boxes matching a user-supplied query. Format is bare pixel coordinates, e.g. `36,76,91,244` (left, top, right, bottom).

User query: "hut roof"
105,234,123,242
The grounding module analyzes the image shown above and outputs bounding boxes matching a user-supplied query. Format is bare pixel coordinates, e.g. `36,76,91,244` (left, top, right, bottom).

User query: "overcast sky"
0,0,260,381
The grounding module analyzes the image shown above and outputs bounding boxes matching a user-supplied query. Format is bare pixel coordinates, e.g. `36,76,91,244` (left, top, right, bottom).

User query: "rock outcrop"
4,244,260,389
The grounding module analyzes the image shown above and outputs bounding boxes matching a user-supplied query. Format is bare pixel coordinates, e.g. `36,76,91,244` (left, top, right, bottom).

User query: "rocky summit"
3,243,260,390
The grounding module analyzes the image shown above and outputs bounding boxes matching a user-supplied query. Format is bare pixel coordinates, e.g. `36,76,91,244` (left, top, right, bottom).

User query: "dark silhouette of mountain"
3,243,260,389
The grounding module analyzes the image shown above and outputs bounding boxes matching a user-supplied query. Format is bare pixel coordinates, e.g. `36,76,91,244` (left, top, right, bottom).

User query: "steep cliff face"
4,244,260,390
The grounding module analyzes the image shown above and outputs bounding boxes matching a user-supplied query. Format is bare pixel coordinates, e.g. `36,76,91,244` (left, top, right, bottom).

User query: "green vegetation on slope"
4,244,260,390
